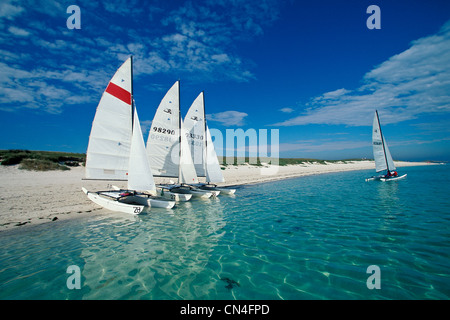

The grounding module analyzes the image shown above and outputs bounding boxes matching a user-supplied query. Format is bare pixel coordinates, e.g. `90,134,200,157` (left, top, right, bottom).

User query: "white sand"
0,161,433,231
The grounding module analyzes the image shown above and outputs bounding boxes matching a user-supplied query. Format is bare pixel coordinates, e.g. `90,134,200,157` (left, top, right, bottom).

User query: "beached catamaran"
82,57,175,213
110,102,176,209
146,81,213,199
183,92,236,195
366,110,407,182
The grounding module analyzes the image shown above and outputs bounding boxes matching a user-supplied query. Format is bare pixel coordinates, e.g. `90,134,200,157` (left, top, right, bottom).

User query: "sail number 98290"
153,127,175,135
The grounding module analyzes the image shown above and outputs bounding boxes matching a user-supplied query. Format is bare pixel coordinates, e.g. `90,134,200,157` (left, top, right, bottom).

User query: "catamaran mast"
376,110,390,174
177,80,182,184
130,55,134,132
202,91,209,183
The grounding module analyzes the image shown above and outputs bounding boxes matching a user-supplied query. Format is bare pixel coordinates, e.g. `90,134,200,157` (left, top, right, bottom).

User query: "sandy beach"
0,160,433,231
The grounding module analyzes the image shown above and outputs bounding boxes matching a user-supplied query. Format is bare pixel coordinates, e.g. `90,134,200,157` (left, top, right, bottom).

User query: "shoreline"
216,160,434,187
0,160,437,232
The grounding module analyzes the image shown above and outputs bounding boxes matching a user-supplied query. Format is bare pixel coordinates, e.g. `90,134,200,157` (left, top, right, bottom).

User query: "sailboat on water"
82,57,175,213
366,110,407,182
146,81,213,199
184,92,236,195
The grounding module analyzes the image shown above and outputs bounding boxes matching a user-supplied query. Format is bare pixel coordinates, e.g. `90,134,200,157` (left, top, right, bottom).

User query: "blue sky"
1,0,450,161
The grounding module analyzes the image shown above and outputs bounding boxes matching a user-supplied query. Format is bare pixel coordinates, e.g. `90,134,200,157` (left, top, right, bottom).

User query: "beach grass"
19,159,71,171
0,149,371,171
0,149,85,170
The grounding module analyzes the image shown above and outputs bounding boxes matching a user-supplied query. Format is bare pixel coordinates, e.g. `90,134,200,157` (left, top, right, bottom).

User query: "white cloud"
155,0,282,81
207,111,248,126
312,88,351,103
0,1,24,20
0,60,108,113
103,0,144,16
0,0,284,114
279,139,370,153
140,120,152,137
211,53,231,64
8,26,30,36
279,107,294,113
273,20,450,127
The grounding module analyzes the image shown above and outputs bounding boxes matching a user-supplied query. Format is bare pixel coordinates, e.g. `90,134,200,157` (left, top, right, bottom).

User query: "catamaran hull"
149,198,175,208
175,188,213,199
160,185,213,199
215,187,235,195
82,187,147,215
195,184,236,195
204,189,220,197
122,196,175,209
380,174,407,182
110,186,175,208
366,174,407,182
157,189,192,202
365,176,383,182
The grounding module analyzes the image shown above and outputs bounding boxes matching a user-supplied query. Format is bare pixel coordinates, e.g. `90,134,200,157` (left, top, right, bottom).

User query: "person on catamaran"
386,170,398,178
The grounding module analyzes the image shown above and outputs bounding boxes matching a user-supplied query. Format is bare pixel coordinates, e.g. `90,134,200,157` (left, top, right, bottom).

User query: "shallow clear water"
1,165,449,300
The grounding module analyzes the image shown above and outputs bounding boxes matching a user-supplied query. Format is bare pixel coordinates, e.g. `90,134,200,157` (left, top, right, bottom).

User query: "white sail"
128,105,156,191
180,119,199,184
184,92,207,177
372,111,396,173
146,81,199,184
85,58,133,180
184,92,224,183
205,126,225,183
146,81,180,177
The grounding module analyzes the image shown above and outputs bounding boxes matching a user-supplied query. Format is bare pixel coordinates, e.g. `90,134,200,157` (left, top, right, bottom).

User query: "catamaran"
82,57,175,213
110,102,176,209
366,110,407,182
183,92,236,195
146,81,212,199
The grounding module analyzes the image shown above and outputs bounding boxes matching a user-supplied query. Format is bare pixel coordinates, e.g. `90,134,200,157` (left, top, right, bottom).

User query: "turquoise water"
0,165,449,300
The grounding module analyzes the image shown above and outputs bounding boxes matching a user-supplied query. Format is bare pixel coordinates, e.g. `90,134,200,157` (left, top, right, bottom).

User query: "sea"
0,164,449,301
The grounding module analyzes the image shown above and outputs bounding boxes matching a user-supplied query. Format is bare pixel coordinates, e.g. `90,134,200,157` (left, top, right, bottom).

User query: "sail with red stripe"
85,58,133,180
105,82,131,105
